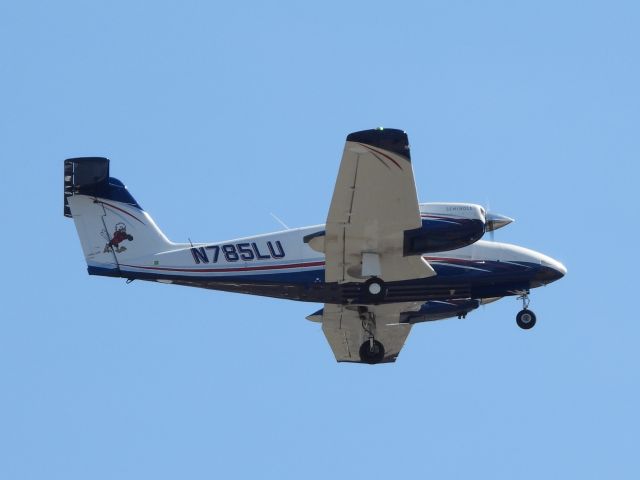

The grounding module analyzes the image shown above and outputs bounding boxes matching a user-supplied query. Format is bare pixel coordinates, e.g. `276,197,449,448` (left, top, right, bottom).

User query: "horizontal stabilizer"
64,157,141,218
64,157,110,217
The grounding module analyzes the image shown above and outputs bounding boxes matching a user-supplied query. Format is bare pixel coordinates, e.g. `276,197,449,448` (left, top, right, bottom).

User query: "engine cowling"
404,203,486,254
401,299,481,323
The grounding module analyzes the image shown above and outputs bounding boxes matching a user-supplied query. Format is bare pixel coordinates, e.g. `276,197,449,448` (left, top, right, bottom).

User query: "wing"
319,302,421,363
324,128,436,283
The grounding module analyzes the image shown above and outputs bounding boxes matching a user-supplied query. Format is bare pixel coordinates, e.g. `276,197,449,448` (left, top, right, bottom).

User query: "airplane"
64,128,566,364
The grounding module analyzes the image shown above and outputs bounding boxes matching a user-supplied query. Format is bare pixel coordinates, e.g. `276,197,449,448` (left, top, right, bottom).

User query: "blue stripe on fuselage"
88,258,559,302
100,258,542,285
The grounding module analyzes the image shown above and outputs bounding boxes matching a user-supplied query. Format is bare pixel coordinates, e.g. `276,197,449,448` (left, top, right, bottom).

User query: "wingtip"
346,128,411,160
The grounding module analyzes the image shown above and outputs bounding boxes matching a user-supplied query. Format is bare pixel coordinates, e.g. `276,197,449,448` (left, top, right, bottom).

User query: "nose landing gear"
516,292,537,329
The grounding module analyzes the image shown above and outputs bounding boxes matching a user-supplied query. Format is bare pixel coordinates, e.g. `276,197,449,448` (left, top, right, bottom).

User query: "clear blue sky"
1,1,638,478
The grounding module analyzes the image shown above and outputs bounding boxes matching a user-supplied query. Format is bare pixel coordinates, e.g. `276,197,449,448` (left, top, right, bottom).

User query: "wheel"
364,277,385,302
516,309,537,329
359,340,385,364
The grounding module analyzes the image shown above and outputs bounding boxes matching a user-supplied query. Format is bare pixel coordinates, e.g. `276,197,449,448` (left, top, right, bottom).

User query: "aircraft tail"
64,157,173,277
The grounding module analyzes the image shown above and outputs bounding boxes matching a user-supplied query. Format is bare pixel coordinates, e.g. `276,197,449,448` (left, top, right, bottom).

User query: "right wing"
318,302,422,363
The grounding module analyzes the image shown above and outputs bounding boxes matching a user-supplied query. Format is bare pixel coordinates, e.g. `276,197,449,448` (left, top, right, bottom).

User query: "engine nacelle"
404,203,486,255
304,202,513,255
401,299,481,323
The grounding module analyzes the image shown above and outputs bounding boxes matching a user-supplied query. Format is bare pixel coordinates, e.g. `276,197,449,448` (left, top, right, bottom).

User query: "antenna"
270,213,290,230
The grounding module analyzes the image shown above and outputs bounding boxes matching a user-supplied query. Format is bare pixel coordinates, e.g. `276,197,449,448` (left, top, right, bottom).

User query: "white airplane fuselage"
71,194,565,306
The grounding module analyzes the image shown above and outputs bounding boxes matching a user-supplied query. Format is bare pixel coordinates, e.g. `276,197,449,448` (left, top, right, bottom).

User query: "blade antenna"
270,213,290,230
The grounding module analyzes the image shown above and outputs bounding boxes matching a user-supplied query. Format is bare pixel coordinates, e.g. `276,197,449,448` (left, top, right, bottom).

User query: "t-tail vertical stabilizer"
64,158,173,277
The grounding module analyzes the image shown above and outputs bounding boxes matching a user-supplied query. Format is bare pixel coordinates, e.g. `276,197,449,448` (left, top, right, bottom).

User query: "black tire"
359,340,385,364
516,309,537,329
363,277,385,302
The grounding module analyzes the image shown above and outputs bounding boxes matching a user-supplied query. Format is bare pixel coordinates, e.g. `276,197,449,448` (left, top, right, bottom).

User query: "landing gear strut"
516,292,536,329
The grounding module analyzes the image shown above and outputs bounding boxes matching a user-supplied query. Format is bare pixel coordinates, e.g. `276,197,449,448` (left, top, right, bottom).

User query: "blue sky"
1,1,638,478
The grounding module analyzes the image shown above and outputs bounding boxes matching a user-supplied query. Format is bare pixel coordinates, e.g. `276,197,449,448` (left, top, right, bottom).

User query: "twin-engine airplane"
64,128,566,364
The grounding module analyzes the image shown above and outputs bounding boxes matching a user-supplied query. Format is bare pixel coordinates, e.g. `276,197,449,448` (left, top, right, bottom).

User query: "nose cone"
540,255,567,282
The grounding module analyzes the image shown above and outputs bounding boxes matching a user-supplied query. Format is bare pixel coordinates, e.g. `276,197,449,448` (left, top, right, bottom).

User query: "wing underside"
320,302,421,363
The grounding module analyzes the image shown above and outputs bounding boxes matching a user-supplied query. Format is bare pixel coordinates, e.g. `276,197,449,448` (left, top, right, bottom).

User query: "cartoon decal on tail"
102,223,134,253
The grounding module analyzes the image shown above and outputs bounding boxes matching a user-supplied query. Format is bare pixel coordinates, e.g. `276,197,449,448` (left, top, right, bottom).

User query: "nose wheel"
516,309,537,329
515,292,537,329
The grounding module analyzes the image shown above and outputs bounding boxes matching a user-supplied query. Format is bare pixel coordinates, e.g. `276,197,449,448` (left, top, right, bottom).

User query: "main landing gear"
516,292,537,330
358,307,385,364
359,339,385,364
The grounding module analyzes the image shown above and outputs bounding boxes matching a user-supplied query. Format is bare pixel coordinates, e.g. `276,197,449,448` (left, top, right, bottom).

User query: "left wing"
324,128,436,284
315,302,422,363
